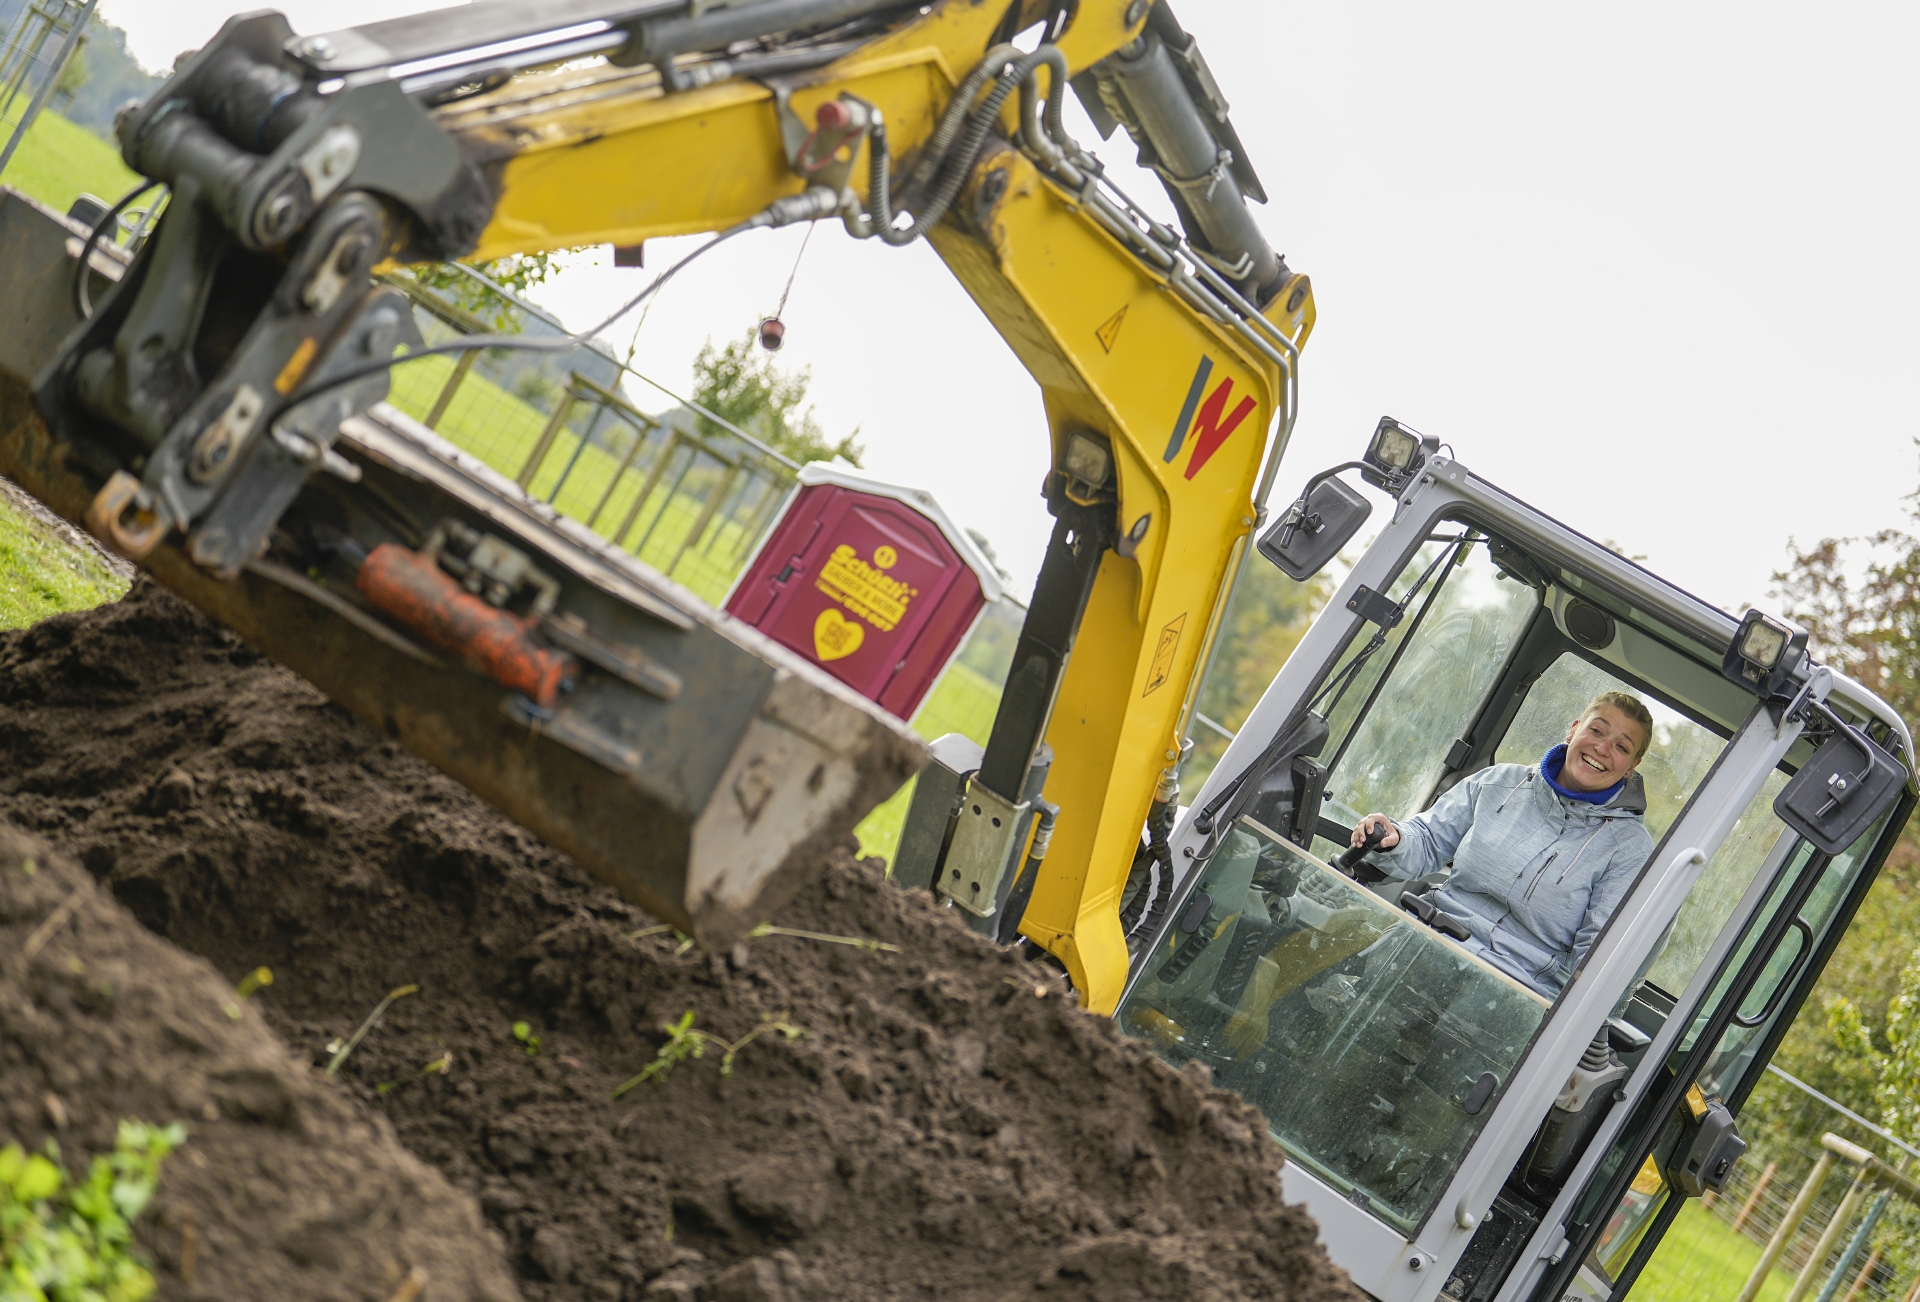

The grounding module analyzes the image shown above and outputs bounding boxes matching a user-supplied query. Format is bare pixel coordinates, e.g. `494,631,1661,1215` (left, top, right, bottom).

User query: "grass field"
387,355,775,605
0,108,143,219
0,497,127,629
1632,1202,1790,1302
852,659,1005,867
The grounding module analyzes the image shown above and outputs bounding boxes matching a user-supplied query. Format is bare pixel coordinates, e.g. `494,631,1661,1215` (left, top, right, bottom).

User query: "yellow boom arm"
40,0,1310,1013
434,0,1312,1011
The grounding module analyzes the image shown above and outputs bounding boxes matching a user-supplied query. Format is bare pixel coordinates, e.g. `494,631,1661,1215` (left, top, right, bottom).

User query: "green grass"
1631,1202,1789,1302
387,357,768,604
0,108,142,218
853,659,1005,866
0,496,128,629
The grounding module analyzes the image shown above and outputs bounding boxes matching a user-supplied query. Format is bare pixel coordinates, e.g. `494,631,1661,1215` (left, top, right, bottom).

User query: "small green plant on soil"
611,1011,804,1098
1,1120,186,1302
511,1021,541,1057
747,922,899,953
377,1052,454,1095
223,966,273,1021
233,967,271,1000
323,984,419,1076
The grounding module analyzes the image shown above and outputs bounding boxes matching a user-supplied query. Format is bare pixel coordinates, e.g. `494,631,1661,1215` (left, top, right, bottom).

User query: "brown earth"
0,580,1362,1302
0,827,520,1301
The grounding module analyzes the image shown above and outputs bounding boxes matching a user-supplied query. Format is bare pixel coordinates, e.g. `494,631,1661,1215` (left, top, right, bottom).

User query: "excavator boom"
0,0,1312,1008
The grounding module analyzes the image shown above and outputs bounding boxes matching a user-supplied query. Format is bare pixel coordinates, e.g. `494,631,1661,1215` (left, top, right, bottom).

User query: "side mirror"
1258,474,1372,580
1775,724,1906,854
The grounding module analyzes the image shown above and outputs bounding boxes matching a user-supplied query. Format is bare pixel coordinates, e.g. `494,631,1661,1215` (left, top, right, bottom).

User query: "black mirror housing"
1259,475,1372,580
1776,725,1907,854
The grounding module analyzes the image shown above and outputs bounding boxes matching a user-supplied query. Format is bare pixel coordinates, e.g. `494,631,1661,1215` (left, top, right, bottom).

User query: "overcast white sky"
105,2,1920,611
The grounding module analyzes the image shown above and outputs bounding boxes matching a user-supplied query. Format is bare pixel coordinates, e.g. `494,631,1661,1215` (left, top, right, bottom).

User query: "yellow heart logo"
813,608,865,662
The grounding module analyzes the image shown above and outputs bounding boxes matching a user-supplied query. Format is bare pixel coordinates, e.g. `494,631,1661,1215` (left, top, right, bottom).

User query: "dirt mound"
0,581,1360,1302
0,825,520,1302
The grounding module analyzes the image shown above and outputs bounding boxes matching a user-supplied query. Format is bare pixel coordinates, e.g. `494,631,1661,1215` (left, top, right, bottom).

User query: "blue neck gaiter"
1542,744,1624,805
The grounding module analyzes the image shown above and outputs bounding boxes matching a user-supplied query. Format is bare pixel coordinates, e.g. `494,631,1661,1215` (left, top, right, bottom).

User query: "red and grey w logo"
1162,356,1257,481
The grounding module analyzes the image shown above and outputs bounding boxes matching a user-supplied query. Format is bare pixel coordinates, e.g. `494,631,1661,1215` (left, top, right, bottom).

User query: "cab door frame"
1146,458,1875,1301
1506,775,1917,1302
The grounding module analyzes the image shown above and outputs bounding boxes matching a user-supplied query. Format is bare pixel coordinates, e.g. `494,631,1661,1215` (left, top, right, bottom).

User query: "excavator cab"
1115,434,1915,1302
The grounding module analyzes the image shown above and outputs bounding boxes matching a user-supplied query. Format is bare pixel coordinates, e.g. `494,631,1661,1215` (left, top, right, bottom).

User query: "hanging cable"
282,195,832,416
72,180,164,320
758,219,815,350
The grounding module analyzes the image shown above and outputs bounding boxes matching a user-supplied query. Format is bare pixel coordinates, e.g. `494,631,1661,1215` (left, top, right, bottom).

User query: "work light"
1720,608,1808,699
1062,431,1113,502
1359,417,1436,490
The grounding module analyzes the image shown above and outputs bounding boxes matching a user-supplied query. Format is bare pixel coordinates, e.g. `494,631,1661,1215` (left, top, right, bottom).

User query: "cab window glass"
1118,820,1550,1235
1318,534,1540,835
1644,771,1790,999
1578,807,1895,1294
1686,807,1894,1091
1494,652,1763,1002
1493,653,1724,845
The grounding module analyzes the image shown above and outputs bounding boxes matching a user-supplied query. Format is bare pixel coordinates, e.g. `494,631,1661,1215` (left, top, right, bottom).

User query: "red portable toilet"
725,463,1004,721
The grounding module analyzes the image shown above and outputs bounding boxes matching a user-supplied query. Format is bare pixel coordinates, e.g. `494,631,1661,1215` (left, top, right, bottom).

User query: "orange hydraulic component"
356,543,575,707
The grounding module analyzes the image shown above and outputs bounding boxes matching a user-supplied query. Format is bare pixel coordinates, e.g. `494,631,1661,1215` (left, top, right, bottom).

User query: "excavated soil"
0,580,1362,1302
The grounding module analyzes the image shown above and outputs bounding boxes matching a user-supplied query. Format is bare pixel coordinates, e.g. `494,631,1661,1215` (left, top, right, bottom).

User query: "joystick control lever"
1336,823,1387,876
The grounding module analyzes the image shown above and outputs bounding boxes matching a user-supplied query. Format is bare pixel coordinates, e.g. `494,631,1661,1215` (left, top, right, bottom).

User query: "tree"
409,252,569,333
1770,526,1920,724
1754,473,1920,1123
689,330,862,467
1183,556,1333,793
51,33,88,108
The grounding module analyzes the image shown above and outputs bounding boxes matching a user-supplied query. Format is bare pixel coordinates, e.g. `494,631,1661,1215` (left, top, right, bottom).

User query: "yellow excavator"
2,4,1913,1300
0,0,1309,1011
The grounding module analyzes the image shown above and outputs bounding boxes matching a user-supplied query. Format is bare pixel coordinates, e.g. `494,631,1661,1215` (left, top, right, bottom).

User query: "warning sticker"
815,543,919,631
1142,613,1187,697
1095,304,1128,353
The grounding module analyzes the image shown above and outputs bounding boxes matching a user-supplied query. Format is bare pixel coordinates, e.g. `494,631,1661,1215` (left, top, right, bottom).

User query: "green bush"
1,1120,185,1302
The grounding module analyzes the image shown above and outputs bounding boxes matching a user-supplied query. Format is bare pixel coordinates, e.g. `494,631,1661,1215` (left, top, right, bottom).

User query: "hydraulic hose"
899,42,1020,200
1015,46,1079,179
994,798,1058,947
851,45,1064,247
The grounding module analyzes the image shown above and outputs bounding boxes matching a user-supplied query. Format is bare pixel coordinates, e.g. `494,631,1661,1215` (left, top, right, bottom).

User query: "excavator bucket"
0,188,925,947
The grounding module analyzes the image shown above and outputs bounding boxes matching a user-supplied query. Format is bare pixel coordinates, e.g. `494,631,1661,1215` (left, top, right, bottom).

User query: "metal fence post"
1840,1247,1882,1302
1814,1188,1891,1302
613,432,684,548
701,464,757,557
0,0,96,178
667,460,738,579
1785,1141,1878,1302
585,415,656,530
635,446,702,555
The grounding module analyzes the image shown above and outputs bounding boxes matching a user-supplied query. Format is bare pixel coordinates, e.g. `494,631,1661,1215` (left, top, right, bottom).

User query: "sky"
105,2,1920,611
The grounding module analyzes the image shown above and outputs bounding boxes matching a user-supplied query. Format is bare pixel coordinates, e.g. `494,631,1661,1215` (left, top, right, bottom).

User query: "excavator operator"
1348,693,1658,997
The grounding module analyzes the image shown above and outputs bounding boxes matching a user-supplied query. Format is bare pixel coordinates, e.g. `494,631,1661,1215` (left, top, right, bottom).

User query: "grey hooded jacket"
1372,762,1655,996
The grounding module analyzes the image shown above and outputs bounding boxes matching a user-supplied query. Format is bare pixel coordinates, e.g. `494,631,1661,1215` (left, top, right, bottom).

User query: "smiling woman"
1554,691,1655,793
1355,703,1659,998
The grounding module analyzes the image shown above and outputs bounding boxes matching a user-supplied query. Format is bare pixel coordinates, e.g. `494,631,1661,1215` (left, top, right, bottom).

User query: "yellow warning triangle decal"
1094,304,1128,353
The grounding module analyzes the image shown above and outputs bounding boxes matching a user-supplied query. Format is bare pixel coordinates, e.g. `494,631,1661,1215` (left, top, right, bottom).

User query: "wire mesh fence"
1630,1068,1920,1302
0,0,92,175
377,266,802,607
